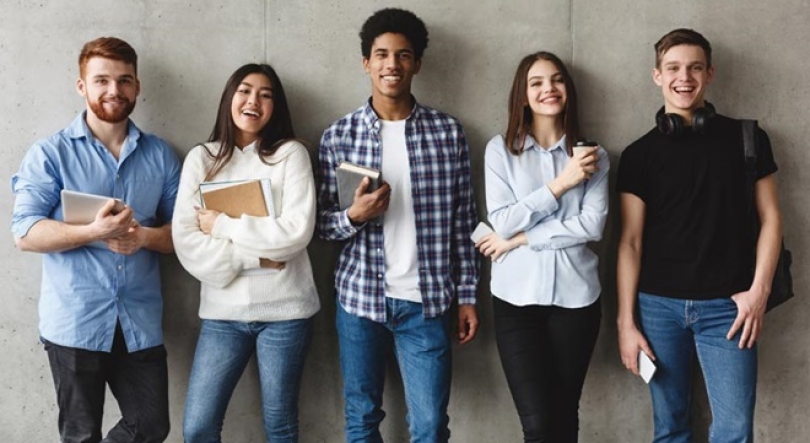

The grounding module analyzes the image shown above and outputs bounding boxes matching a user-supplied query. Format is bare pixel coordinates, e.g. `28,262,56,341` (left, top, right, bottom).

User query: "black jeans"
493,297,601,443
43,324,170,443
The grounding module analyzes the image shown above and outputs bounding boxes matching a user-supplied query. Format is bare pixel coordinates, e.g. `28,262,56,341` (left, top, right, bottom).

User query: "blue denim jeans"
183,318,313,443
336,298,452,443
638,293,757,443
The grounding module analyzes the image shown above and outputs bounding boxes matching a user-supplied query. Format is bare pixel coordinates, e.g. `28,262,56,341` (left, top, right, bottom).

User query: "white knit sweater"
172,140,320,322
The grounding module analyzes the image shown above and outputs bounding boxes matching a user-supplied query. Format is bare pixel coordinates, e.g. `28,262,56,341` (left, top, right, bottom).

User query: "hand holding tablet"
61,190,126,224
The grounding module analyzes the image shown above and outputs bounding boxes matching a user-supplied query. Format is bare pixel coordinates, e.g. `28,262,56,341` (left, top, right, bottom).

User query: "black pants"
493,297,601,443
43,324,170,443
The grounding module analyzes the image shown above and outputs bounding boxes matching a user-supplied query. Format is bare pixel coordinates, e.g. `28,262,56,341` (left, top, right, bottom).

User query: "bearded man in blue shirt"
317,8,479,443
11,37,180,443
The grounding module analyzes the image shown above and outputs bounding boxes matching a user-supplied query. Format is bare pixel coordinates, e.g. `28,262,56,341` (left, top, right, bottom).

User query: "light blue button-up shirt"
484,134,609,308
11,112,181,352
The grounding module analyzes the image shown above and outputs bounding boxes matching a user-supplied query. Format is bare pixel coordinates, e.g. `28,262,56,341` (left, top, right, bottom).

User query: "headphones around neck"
656,101,716,137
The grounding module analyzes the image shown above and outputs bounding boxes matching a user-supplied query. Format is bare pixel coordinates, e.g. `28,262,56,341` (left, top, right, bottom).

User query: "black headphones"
656,101,716,137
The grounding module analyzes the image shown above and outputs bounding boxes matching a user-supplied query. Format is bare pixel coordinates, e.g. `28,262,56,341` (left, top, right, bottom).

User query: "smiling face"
77,57,139,123
525,59,567,120
653,44,715,120
363,32,421,108
230,72,274,147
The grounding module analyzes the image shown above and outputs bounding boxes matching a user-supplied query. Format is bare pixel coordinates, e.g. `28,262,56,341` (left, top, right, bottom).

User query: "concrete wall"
2,1,808,442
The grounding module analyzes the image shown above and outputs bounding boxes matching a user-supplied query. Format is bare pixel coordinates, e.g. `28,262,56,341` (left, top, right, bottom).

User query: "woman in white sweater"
173,63,319,443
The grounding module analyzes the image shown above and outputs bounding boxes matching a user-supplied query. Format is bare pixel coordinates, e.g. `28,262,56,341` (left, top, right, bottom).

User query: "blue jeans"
638,293,757,443
183,318,313,443
336,298,452,443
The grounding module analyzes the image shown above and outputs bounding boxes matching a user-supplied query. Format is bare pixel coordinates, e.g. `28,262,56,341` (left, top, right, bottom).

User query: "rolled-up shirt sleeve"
11,142,61,238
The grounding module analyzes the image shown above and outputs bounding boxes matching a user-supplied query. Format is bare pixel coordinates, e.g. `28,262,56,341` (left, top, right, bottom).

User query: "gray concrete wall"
2,1,808,442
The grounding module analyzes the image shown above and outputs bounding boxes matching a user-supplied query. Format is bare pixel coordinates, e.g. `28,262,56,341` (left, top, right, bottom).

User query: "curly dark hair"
360,8,429,60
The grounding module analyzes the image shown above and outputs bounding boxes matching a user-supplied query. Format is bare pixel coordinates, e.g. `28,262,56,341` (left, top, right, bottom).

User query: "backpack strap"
741,119,758,221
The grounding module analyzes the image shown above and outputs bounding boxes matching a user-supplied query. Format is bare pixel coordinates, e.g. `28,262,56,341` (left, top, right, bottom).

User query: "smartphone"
470,222,507,263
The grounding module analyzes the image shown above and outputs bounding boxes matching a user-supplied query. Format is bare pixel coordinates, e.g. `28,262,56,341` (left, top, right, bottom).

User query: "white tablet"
61,190,125,224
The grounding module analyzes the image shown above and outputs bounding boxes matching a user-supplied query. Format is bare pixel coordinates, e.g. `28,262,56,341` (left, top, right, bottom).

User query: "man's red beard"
88,96,136,123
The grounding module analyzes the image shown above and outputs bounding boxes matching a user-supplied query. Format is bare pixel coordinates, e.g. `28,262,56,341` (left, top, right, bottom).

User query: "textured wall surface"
2,1,808,442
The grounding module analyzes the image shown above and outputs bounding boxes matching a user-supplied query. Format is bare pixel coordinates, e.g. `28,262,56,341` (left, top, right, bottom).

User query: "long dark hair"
504,52,580,156
204,63,295,180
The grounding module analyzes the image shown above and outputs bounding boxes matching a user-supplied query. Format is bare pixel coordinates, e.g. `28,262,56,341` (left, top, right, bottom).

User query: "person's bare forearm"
617,239,642,329
15,219,100,253
141,224,174,254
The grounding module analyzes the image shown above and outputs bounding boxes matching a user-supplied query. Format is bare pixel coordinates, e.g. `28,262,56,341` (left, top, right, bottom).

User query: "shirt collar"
65,110,142,144
236,140,259,155
361,95,422,131
524,133,567,153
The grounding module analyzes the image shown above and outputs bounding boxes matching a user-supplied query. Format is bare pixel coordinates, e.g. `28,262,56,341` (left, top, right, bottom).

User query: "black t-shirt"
616,114,778,299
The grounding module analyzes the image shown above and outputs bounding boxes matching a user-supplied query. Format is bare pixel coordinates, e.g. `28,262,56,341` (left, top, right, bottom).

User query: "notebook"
199,179,275,217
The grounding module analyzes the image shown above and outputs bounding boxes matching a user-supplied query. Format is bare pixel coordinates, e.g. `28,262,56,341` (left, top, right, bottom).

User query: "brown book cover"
200,180,270,217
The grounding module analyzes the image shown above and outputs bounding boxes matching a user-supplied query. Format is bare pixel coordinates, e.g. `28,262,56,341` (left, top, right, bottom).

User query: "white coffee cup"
572,140,598,157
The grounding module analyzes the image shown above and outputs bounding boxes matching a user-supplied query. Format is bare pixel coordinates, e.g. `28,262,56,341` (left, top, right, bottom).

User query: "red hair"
78,37,138,78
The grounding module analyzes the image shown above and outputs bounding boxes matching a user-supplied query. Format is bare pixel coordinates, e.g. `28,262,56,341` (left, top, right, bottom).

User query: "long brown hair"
204,63,296,180
504,52,580,156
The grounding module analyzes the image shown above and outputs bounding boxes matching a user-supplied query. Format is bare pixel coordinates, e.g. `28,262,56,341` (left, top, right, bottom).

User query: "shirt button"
117,265,123,270
377,274,383,279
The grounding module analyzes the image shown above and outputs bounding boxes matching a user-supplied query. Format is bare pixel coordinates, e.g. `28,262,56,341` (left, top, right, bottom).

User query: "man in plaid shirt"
316,8,479,443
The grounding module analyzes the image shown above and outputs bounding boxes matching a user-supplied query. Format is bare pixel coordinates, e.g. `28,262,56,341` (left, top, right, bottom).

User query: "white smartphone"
638,350,657,384
470,222,507,263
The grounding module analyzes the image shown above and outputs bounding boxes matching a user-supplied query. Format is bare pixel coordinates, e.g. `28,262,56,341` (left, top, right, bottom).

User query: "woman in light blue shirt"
475,51,609,443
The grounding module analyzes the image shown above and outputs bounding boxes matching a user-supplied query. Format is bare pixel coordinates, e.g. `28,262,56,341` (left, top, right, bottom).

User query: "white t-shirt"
380,119,421,303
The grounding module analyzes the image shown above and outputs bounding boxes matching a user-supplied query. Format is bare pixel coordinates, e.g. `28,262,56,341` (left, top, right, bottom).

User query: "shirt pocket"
126,177,164,224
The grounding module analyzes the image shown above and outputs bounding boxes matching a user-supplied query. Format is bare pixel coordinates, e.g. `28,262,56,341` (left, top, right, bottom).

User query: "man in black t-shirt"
616,28,782,442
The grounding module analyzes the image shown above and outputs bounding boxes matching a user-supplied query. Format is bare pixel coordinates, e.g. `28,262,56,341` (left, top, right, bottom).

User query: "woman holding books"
172,63,318,443
474,52,609,443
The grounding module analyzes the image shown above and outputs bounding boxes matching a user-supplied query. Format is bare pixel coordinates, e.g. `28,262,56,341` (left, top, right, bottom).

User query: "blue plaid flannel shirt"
317,99,479,322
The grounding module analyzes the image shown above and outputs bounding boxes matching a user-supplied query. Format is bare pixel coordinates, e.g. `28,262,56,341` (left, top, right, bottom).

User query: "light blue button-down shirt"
484,134,609,308
11,112,181,352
